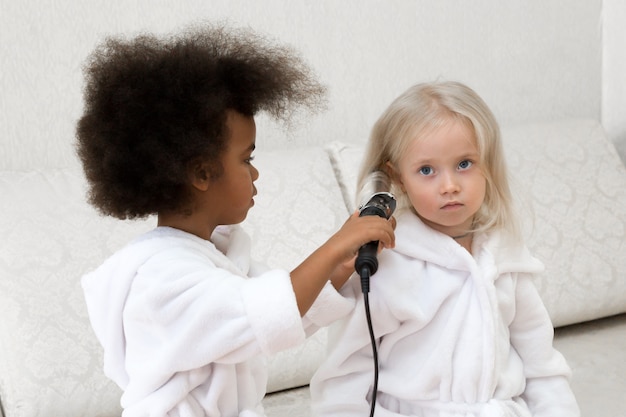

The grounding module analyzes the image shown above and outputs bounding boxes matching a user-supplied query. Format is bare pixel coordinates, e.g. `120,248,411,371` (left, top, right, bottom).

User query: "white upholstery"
0,169,148,417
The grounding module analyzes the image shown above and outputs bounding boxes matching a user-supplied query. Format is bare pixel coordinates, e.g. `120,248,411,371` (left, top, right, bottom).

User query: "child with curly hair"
76,24,395,417
310,81,579,416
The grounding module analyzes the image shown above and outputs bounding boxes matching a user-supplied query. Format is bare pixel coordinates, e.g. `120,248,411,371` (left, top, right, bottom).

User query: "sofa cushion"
0,146,348,416
0,169,146,417
327,119,626,327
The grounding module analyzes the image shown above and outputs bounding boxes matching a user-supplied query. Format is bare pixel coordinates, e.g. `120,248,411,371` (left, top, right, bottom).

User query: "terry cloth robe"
310,211,580,417
82,225,352,417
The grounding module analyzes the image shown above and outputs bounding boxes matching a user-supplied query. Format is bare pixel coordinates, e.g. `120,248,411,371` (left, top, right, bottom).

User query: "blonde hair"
357,81,519,238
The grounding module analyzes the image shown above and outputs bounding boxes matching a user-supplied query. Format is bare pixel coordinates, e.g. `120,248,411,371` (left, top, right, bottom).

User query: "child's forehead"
224,110,256,150
403,121,478,160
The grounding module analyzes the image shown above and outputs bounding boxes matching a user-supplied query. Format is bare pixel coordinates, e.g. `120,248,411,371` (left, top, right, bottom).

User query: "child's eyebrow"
408,151,479,166
458,152,480,160
241,143,256,155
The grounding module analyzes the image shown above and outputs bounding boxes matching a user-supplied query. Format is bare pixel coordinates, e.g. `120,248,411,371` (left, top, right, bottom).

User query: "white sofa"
1,120,626,417
1,2,625,417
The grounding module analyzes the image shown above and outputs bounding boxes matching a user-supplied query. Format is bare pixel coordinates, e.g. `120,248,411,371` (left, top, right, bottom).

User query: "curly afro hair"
76,23,326,219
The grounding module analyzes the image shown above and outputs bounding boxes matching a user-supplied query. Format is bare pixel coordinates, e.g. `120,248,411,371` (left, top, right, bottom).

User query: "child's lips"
441,201,463,210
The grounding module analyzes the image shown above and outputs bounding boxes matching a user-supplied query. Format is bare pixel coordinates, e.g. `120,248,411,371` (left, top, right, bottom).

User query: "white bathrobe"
82,225,352,417
310,211,580,417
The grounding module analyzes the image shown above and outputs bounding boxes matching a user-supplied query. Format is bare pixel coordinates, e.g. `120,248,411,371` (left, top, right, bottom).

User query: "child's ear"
384,161,404,192
188,160,211,191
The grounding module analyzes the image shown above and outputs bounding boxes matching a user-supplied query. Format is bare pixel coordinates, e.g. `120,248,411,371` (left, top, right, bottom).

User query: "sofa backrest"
0,0,612,170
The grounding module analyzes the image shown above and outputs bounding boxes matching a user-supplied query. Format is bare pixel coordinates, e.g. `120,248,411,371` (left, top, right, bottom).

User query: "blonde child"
76,24,394,417
310,81,579,416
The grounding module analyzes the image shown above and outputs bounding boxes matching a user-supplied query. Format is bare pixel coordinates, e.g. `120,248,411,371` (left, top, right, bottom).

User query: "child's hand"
325,211,395,290
332,210,396,261
291,210,395,315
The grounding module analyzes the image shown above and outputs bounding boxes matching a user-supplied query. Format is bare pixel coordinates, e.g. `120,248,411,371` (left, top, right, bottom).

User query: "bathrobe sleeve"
310,276,399,417
509,274,580,417
121,245,305,394
302,281,355,337
250,251,355,336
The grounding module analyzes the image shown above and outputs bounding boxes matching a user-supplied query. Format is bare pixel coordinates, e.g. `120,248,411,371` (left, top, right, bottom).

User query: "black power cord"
360,267,379,417
356,208,384,416
355,186,396,416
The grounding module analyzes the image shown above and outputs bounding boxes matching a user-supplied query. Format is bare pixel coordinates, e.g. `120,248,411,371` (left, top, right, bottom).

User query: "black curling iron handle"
355,205,387,291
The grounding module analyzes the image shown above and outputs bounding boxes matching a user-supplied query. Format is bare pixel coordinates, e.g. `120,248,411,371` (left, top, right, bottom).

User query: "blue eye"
419,166,433,176
458,160,472,170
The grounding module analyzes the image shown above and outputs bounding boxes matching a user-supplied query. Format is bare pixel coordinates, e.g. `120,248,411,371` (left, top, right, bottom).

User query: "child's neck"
452,233,473,254
157,212,215,241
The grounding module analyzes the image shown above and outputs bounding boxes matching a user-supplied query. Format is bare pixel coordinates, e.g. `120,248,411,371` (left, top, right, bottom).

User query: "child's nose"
440,171,460,193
